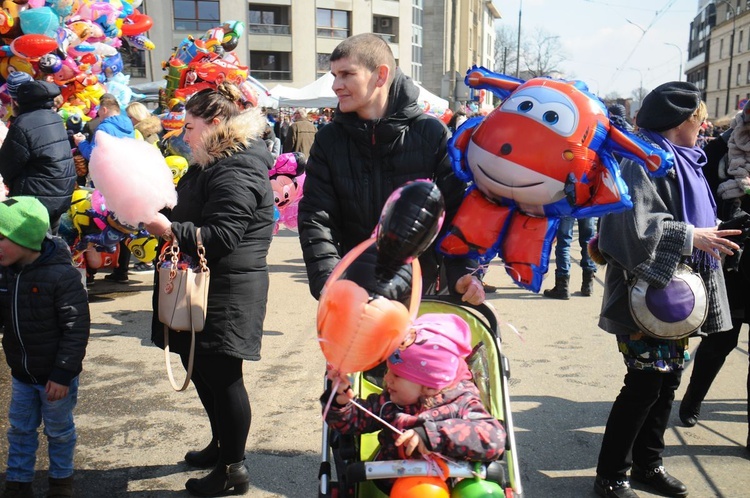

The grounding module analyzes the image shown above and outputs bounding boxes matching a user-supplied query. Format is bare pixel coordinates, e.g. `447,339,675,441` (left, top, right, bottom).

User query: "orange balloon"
317,239,422,374
391,476,450,498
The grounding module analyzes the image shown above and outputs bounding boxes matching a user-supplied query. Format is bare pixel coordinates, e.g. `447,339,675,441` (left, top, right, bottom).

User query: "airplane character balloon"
439,66,674,292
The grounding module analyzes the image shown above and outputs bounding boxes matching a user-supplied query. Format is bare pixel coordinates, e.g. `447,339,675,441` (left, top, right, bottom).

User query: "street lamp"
718,0,736,115
516,0,522,78
664,42,684,81
623,67,645,111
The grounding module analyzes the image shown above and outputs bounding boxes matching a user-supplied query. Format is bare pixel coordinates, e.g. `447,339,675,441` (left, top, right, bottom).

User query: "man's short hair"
98,93,121,113
330,33,396,85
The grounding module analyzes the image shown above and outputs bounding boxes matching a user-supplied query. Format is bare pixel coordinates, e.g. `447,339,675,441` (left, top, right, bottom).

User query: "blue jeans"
555,216,597,276
6,377,79,482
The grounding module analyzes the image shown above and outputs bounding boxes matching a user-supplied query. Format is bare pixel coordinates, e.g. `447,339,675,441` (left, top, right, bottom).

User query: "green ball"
450,477,506,498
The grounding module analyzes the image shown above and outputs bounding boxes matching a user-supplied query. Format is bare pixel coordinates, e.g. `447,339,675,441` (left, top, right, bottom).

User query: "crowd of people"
0,31,748,498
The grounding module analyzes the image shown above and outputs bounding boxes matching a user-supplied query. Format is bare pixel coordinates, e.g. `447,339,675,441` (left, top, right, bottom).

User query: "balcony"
250,70,292,81
248,23,290,35
374,32,397,43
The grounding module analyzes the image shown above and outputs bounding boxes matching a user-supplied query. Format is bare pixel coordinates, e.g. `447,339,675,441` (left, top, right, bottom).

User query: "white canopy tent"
278,73,337,108
276,73,450,113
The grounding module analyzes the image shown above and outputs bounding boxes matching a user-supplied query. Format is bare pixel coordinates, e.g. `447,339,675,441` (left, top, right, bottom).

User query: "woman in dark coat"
145,83,274,496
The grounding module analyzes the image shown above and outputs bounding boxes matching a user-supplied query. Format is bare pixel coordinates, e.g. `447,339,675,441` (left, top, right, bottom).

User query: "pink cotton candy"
89,132,177,227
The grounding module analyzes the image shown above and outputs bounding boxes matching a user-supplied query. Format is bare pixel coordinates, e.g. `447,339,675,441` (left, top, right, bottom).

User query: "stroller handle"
346,459,486,483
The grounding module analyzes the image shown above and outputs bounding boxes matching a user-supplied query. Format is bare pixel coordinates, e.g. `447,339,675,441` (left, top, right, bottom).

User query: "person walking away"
594,82,741,498
543,216,598,299
0,80,76,234
298,33,484,305
0,196,90,498
145,83,274,497
283,108,317,157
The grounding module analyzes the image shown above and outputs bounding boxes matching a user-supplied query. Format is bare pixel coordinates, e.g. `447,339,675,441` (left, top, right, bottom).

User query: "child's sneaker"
133,262,154,272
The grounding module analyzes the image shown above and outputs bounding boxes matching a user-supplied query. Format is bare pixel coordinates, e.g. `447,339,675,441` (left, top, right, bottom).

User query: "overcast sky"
493,0,698,97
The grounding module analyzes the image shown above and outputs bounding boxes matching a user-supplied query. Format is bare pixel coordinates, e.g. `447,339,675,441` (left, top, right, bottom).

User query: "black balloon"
376,180,445,269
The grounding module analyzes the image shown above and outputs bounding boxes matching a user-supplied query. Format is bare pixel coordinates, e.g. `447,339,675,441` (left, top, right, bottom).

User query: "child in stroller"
322,312,506,495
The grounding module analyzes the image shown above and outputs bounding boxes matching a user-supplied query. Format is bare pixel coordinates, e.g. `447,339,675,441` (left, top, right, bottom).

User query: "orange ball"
391,476,450,498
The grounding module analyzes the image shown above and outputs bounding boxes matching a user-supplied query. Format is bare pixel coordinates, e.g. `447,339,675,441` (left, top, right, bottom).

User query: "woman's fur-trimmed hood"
192,108,268,167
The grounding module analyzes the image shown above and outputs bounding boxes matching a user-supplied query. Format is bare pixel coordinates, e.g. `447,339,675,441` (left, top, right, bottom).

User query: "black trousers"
596,368,682,480
180,354,251,464
683,321,749,425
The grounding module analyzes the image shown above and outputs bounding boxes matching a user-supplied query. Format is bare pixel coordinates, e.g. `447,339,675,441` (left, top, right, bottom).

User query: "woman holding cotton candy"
144,83,274,497
593,82,743,498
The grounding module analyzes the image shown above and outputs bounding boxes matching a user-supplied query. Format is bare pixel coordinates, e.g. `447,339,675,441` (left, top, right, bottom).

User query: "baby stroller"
318,295,523,497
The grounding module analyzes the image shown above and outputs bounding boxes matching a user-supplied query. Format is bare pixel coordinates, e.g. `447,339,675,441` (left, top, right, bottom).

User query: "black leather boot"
631,465,687,497
185,460,250,497
679,389,701,428
2,481,34,498
47,476,73,497
185,439,220,468
543,275,570,300
581,269,595,296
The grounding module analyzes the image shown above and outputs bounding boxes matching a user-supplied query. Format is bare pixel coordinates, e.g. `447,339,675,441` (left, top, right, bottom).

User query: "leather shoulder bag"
158,229,210,391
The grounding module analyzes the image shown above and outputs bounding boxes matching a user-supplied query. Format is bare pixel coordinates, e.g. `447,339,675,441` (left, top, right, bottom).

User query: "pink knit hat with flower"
387,313,473,390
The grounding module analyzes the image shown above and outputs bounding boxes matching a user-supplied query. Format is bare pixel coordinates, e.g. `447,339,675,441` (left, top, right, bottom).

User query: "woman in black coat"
145,83,274,496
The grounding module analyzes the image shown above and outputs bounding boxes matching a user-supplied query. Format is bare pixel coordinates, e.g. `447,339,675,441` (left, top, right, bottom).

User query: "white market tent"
276,73,449,113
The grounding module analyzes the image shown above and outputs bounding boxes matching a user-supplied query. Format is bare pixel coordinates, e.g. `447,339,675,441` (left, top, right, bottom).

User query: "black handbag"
626,263,708,340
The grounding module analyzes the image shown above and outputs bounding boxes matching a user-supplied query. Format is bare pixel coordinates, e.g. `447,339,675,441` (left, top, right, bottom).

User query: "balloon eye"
543,111,559,124
518,101,533,112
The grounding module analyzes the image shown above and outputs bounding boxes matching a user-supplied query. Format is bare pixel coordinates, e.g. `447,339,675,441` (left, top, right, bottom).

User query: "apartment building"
703,0,750,119
135,1,499,107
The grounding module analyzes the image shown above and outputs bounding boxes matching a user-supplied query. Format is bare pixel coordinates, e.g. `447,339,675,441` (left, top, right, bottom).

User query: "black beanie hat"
16,80,60,111
636,81,701,132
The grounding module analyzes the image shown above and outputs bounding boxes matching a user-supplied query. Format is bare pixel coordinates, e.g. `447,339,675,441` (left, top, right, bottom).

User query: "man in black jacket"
298,33,484,304
0,81,76,233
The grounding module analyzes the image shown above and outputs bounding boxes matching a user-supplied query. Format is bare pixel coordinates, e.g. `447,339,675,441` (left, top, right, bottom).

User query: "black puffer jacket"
0,237,90,386
151,110,275,360
298,69,474,299
0,82,76,225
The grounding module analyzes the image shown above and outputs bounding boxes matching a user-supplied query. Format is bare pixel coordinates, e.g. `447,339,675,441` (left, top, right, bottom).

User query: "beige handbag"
158,229,210,391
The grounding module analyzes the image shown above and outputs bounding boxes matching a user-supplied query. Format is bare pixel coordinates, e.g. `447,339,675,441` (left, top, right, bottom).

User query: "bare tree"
494,25,518,74
521,27,566,78
631,86,648,112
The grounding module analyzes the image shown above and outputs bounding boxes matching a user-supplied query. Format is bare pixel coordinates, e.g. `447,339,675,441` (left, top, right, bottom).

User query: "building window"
720,38,724,59
249,51,291,80
746,64,750,83
317,53,330,77
716,97,720,116
374,17,398,43
248,4,290,35
718,68,722,89
173,0,219,31
738,63,742,85
317,8,350,39
118,43,146,78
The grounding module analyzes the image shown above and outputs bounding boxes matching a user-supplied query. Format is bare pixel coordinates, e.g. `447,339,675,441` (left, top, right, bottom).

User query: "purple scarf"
641,129,717,269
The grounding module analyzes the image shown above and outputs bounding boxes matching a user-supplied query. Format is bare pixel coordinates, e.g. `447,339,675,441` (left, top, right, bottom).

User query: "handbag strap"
163,272,196,392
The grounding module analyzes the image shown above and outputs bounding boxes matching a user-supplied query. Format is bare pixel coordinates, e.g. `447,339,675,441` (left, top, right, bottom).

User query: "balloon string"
502,320,525,343
467,263,490,277
350,399,404,436
321,377,340,422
